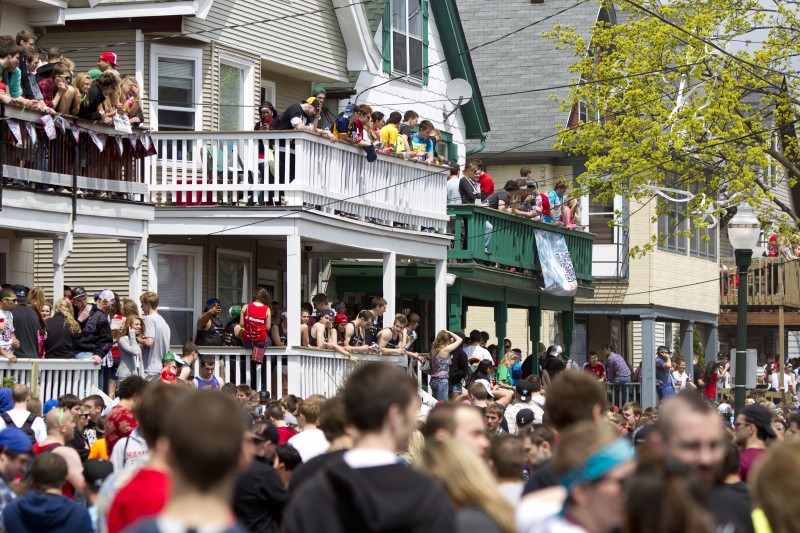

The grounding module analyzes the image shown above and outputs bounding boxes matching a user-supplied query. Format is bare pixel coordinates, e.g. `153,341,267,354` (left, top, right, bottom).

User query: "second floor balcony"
146,130,449,234
720,257,800,309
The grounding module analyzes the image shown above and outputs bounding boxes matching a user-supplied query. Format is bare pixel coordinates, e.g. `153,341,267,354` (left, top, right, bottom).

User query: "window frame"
218,53,254,132
384,0,428,84
148,244,203,345
261,80,276,107
149,44,203,131
656,182,717,260
216,248,251,323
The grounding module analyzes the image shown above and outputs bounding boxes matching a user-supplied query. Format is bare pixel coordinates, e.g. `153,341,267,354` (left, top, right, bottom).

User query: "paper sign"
534,229,578,297
6,121,22,146
113,114,132,134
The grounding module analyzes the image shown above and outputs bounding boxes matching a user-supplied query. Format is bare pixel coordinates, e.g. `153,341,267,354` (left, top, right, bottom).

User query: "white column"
52,232,73,301
383,251,397,323
286,233,302,346
434,259,447,333
126,234,147,302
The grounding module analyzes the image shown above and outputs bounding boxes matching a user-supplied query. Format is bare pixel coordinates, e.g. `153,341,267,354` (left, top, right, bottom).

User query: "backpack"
1,412,37,444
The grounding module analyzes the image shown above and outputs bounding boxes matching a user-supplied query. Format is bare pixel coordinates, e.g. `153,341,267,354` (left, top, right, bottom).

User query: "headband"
560,438,635,490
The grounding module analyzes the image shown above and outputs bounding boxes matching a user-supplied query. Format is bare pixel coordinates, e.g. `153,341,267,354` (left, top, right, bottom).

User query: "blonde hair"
119,315,144,337
53,298,80,335
417,439,516,533
27,286,46,311
499,351,518,368
752,441,800,533
401,428,425,465
431,330,451,357
71,72,93,114
121,298,139,318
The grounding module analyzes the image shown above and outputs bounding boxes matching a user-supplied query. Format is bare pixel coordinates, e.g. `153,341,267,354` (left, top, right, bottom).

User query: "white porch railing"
186,347,405,399
146,131,448,232
0,359,100,403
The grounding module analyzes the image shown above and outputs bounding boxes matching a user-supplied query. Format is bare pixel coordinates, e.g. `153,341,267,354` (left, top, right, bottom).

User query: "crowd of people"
0,358,796,533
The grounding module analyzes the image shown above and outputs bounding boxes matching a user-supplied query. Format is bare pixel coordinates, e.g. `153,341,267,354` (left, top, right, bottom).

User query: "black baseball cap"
250,420,279,444
516,408,535,426
84,458,114,489
741,404,777,438
71,286,88,299
515,381,535,402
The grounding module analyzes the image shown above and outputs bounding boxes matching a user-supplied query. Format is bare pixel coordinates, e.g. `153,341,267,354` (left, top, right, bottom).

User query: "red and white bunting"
41,115,57,140
25,123,37,146
6,120,22,146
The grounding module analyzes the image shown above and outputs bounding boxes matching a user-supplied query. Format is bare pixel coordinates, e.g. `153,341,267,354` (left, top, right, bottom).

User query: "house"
457,0,720,406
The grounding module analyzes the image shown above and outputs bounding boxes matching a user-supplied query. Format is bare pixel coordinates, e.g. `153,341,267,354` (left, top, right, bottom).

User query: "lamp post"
726,203,760,416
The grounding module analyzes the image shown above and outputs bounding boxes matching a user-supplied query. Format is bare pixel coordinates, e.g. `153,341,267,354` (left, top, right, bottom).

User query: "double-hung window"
388,0,428,83
150,45,202,131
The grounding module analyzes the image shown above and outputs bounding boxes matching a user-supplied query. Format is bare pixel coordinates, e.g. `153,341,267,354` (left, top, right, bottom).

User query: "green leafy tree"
546,0,800,254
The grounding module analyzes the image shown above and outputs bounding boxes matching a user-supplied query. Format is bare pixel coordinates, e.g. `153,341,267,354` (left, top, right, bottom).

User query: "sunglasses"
2,297,17,302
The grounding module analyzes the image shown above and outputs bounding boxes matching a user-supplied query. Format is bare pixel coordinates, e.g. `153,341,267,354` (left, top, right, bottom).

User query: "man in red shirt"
735,404,775,482
267,404,297,445
474,160,494,200
583,351,605,381
107,382,188,533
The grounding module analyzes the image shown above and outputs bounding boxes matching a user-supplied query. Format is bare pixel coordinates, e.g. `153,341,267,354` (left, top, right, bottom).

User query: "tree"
546,0,800,255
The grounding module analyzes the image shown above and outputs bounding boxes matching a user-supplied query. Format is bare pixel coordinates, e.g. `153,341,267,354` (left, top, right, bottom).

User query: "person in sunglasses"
37,61,76,115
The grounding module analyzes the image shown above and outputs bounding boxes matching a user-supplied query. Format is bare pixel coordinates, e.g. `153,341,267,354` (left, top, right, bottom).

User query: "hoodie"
74,304,112,357
3,492,92,533
283,456,456,533
0,389,13,414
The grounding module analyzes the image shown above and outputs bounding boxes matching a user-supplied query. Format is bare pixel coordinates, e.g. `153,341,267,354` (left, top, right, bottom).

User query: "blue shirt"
410,133,434,155
1,67,22,98
545,189,563,223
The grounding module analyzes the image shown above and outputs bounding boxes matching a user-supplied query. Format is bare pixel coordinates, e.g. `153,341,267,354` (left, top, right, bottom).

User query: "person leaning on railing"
77,72,117,125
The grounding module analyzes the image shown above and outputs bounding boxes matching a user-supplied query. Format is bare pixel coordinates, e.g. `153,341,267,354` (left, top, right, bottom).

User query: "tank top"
309,326,329,347
383,329,402,349
348,322,365,347
223,321,243,346
197,316,224,346
33,442,75,499
272,322,287,345
243,303,268,342
194,375,221,390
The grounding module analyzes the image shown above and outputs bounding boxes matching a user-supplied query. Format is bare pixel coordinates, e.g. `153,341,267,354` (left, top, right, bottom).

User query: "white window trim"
261,79,276,107
148,244,203,325
218,53,254,131
216,248,251,306
391,0,424,82
149,44,203,131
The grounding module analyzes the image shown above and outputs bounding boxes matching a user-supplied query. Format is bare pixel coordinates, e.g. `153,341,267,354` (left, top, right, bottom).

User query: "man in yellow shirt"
380,111,404,153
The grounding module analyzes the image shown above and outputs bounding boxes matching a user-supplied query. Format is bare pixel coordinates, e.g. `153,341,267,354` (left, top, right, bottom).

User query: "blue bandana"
559,437,636,490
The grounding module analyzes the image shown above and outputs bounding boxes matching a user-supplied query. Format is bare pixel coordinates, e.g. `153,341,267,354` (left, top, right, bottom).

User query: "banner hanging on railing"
534,229,577,296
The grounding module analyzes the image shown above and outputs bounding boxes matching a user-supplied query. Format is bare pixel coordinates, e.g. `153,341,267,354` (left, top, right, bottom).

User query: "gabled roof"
457,0,601,158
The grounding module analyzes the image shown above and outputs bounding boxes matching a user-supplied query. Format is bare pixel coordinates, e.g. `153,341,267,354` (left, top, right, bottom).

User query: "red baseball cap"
99,52,118,67
334,313,348,324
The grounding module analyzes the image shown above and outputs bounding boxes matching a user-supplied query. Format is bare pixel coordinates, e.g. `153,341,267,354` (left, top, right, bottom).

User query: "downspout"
466,134,487,157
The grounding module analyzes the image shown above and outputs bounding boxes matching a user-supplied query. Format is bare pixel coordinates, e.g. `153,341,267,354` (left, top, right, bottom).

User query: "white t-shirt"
288,427,329,462
3,408,47,444
446,177,461,204
143,312,171,374
770,372,796,391
463,345,493,362
672,370,690,391
110,429,149,472
0,310,14,353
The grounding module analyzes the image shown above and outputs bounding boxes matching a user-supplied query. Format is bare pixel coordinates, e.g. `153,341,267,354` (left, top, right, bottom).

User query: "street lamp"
726,202,760,416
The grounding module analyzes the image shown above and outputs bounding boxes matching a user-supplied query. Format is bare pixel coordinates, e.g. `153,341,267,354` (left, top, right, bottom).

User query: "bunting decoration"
25,123,37,146
41,115,57,140
6,120,22,146
89,131,107,152
69,122,81,143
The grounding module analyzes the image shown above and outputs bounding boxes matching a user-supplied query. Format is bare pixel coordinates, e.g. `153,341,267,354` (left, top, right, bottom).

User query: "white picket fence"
187,347,405,399
146,131,449,232
0,359,100,403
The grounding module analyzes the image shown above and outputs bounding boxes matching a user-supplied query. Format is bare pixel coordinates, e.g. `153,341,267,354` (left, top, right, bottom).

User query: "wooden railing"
720,257,800,308
184,346,405,399
0,359,100,403
447,205,595,285
0,105,149,199
146,131,449,233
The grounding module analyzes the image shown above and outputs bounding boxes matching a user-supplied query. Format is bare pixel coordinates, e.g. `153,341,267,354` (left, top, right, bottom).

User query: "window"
386,0,428,83
217,250,250,323
150,45,202,131
261,80,276,106
219,54,254,131
656,180,716,260
588,193,615,244
149,245,202,346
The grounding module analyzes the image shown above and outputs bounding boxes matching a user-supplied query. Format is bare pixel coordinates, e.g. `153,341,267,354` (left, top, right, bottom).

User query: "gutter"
466,135,487,156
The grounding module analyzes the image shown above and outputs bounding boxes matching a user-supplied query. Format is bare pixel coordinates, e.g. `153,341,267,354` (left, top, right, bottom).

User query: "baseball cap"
631,425,656,447
741,404,777,438
83,458,114,489
99,52,118,66
0,428,32,454
308,97,321,110
71,286,87,299
229,305,242,320
87,68,102,80
250,420,279,444
43,399,59,415
548,345,563,358
320,309,335,319
334,313,348,324
343,102,357,118
473,379,495,398
11,284,27,302
98,289,115,303
515,380,535,402
516,409,535,427
332,299,346,311
160,365,177,384
206,297,220,308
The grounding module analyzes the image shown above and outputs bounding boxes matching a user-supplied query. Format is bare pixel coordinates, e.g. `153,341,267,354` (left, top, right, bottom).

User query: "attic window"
530,0,546,4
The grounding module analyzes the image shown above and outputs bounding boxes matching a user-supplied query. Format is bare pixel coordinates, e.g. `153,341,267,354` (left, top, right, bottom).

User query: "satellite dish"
443,78,473,120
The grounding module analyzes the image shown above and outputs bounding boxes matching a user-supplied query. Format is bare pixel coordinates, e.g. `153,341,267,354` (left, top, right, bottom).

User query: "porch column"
528,306,541,377
702,322,718,367
494,295,508,360
126,235,147,303
382,252,397,323
434,259,447,333
679,320,694,377
641,316,657,409
52,232,73,301
285,234,302,347
562,310,575,358
447,280,462,332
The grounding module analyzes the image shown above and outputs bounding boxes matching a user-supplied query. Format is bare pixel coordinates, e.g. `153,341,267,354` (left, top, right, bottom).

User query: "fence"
719,257,800,308
0,359,100,403
605,382,642,409
147,131,449,233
